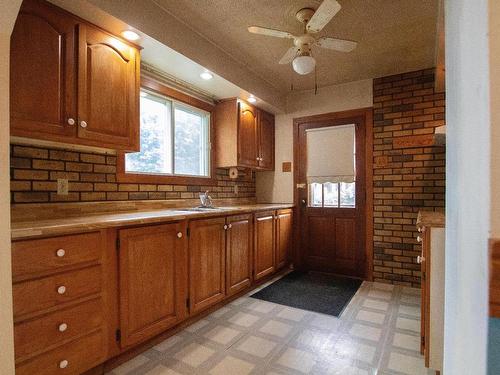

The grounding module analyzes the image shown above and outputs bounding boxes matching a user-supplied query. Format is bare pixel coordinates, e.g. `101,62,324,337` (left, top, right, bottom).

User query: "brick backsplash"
10,144,256,203
372,68,445,287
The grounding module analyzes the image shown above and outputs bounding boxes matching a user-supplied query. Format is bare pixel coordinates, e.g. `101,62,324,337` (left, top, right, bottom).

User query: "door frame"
292,107,373,280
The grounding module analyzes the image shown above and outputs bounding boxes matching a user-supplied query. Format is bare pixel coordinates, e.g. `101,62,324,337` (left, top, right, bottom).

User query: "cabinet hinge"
116,237,120,250
186,298,190,309
115,329,121,342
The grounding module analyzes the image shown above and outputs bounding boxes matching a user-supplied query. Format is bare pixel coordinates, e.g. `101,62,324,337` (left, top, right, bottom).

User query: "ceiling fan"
248,0,357,75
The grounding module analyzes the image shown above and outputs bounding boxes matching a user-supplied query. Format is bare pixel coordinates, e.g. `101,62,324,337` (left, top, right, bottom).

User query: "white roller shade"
306,124,355,184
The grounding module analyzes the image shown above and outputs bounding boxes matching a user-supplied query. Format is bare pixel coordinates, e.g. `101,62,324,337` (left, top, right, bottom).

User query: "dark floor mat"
250,271,362,317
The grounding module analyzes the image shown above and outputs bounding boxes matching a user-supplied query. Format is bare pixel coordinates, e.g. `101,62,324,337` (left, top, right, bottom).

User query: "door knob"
177,232,183,238
67,118,75,126
80,120,88,128
417,255,425,264
301,199,306,205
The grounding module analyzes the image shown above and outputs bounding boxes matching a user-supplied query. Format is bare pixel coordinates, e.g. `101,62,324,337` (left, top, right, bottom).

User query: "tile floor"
107,278,433,375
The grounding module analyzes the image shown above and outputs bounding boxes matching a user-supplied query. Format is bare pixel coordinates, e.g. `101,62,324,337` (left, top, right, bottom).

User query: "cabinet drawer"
12,232,102,280
13,266,102,318
15,297,103,361
16,330,105,375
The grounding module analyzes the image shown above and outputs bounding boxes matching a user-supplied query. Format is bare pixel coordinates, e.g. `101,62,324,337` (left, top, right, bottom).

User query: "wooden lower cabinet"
254,211,276,280
189,217,227,314
276,209,293,270
118,223,188,348
226,214,253,296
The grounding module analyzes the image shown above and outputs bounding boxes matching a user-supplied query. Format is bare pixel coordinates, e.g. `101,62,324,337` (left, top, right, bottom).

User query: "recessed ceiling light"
248,95,257,103
121,30,140,41
200,71,214,80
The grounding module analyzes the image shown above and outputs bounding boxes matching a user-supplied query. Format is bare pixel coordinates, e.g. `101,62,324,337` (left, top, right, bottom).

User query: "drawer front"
16,330,105,375
12,232,102,280
15,297,103,361
13,266,102,318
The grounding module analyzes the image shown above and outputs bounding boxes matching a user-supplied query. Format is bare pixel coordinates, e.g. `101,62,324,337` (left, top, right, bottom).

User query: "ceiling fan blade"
306,0,341,33
279,46,299,64
248,26,295,39
316,37,357,52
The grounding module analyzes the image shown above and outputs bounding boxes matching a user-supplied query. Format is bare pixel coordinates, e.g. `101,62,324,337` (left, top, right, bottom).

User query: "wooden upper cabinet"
276,209,293,269
254,211,276,280
10,0,77,138
10,0,140,151
118,223,188,348
189,217,226,314
238,101,258,168
77,24,140,151
215,98,274,170
258,110,275,170
226,214,253,296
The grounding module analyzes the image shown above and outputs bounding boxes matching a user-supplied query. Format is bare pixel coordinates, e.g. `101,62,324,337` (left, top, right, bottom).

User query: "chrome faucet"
199,190,213,207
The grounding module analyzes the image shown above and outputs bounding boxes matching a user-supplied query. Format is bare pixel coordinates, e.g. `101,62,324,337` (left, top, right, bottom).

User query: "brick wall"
10,144,255,203
372,68,445,287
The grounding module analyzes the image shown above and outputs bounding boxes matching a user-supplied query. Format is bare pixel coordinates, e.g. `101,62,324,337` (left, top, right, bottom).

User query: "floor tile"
294,328,337,352
367,289,392,300
203,325,241,345
276,348,316,374
259,320,293,338
173,343,215,367
400,294,421,305
387,352,429,375
236,335,278,358
210,306,231,318
144,365,182,375
332,339,376,364
248,300,276,313
153,335,183,352
112,355,149,374
362,299,389,311
228,312,260,327
392,333,421,351
399,304,421,318
209,356,255,375
184,319,210,333
396,317,420,333
277,307,308,322
309,314,342,331
349,323,382,341
355,310,386,325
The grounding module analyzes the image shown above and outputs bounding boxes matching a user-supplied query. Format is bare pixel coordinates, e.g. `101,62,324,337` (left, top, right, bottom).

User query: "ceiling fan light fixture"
248,95,257,103
292,54,316,75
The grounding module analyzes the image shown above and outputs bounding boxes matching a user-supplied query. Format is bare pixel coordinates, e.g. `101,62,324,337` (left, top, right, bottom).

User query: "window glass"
324,182,339,207
174,105,209,176
340,182,356,207
309,183,323,207
125,89,210,177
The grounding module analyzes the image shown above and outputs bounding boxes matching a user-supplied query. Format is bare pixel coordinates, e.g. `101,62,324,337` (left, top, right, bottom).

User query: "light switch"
57,179,69,195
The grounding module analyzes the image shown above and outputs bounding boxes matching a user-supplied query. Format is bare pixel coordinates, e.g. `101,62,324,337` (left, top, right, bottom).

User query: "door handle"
301,199,306,206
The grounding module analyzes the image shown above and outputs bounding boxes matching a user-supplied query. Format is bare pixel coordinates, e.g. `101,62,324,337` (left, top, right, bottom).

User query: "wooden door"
238,101,258,167
254,211,276,280
258,110,275,170
118,223,188,348
276,209,293,269
226,214,253,296
189,217,226,313
296,112,367,278
77,24,140,151
10,0,77,139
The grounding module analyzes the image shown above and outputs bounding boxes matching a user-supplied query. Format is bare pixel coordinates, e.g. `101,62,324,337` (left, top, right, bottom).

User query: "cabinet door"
189,217,226,313
254,211,276,280
10,0,77,138
238,101,258,167
226,214,253,296
118,223,187,348
77,24,140,151
276,209,293,269
258,110,275,170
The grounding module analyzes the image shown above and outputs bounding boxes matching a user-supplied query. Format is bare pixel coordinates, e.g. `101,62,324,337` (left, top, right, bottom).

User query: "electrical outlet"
234,185,239,195
57,179,69,195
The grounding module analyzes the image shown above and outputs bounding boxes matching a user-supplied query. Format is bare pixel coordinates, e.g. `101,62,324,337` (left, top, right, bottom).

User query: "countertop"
11,203,294,240
416,210,445,229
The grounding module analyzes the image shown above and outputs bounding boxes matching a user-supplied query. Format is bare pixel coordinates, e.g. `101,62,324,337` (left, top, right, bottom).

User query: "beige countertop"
11,203,294,240
416,210,445,229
